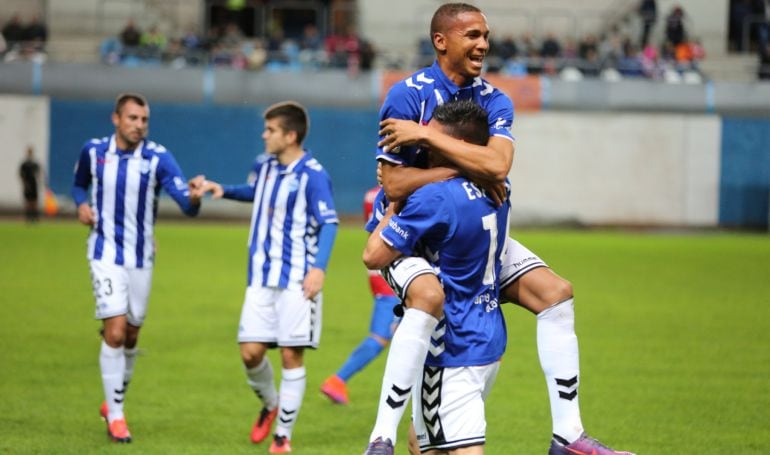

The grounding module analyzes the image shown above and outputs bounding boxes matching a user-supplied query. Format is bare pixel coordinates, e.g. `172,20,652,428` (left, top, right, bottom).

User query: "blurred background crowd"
2,0,769,80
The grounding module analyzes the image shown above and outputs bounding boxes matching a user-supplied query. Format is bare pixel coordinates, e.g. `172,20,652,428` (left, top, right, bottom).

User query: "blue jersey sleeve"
306,168,339,225
380,184,450,256
376,80,423,166
364,188,387,233
156,152,199,217
223,154,268,201
486,90,515,142
71,142,92,206
222,183,256,201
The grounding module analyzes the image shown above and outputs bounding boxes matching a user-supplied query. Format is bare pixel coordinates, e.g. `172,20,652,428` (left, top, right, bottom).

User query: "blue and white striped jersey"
222,151,338,290
72,134,199,268
377,60,515,167
380,178,510,368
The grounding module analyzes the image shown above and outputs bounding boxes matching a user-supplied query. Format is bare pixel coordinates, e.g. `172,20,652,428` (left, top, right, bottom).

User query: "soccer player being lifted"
366,99,511,455
71,93,202,443
364,3,633,454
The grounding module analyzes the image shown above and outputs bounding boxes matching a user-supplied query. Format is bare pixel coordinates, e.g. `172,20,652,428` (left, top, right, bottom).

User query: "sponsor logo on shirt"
388,218,409,240
318,200,336,217
173,176,186,191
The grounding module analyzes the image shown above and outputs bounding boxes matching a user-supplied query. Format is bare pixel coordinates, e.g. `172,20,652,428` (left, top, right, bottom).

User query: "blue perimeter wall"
49,101,770,227
720,117,770,229
49,100,380,216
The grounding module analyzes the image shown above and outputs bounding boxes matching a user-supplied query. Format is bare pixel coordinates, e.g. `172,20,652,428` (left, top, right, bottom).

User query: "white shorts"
89,260,153,327
238,285,322,348
499,237,548,289
381,256,437,300
412,361,501,452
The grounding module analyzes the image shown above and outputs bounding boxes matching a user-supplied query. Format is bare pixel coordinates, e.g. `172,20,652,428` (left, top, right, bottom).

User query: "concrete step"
45,35,102,63
699,53,759,82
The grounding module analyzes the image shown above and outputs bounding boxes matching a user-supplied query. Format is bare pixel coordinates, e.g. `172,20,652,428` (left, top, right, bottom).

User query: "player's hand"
378,118,425,152
191,179,224,199
189,175,205,192
478,181,508,207
77,203,96,226
303,268,325,300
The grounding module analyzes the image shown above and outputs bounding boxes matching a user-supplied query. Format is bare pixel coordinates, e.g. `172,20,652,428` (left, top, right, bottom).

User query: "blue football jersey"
377,60,515,167
72,135,199,268
380,178,510,367
222,151,339,290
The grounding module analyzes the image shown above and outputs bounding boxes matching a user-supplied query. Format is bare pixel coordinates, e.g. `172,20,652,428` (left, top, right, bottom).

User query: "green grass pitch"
1,220,769,454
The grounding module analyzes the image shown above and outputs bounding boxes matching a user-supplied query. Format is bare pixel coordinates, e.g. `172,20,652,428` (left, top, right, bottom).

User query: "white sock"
275,366,307,439
99,341,126,422
123,347,138,390
369,308,438,444
537,298,584,443
245,358,279,411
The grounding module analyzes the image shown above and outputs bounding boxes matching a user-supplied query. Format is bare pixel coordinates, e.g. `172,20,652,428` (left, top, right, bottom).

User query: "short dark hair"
114,93,148,115
430,3,482,42
264,101,309,145
431,99,489,146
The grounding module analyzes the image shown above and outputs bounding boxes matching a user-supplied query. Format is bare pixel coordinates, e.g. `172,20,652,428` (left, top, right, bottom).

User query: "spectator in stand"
578,33,600,60
119,20,142,59
598,31,624,69
617,44,645,77
22,13,47,53
641,43,662,78
541,32,562,58
638,0,657,47
540,32,562,76
359,38,376,71
140,25,167,61
266,28,288,65
299,24,325,68
325,25,361,70
2,13,24,50
665,6,687,47
180,25,205,65
730,0,753,52
751,0,769,51
496,35,519,60
759,41,770,79
220,22,244,54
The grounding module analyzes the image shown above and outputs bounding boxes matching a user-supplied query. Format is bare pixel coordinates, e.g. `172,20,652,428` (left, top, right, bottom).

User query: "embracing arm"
362,204,401,270
380,162,459,202
379,119,514,185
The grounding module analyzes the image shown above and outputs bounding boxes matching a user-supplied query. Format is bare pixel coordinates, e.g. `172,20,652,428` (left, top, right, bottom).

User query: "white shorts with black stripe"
380,256,437,300
499,237,548,289
237,285,322,348
412,361,501,452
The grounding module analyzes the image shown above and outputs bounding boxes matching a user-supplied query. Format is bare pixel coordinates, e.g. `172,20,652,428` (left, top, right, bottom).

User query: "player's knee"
240,346,263,368
552,276,573,303
406,280,444,318
102,328,125,347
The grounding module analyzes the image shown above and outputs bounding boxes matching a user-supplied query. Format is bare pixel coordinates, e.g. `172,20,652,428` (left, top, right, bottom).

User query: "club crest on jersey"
285,175,299,192
140,159,151,174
